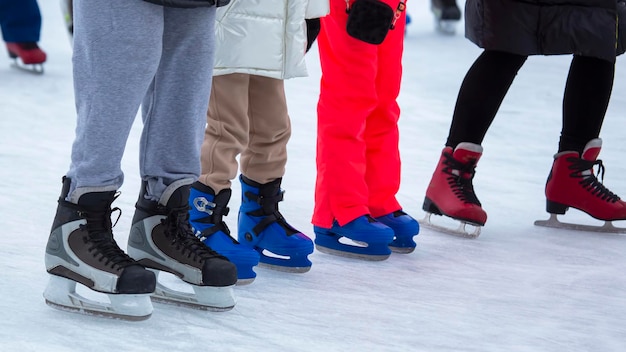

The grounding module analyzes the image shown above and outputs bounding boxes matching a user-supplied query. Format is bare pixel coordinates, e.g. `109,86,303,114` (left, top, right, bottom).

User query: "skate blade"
258,249,312,273
354,239,416,254
388,235,417,254
258,261,311,273
150,273,236,311
389,245,416,254
421,213,482,239
314,240,391,261
534,214,626,234
11,59,44,75
235,277,256,286
43,275,153,321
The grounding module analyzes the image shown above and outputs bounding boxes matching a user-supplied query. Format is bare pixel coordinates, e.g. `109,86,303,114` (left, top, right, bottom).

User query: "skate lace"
79,206,136,269
245,190,299,236
163,206,226,262
567,157,621,202
442,152,482,205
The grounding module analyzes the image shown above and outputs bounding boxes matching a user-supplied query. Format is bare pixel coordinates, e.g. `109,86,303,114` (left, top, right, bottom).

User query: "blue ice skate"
314,215,395,261
238,176,314,273
376,210,419,253
189,182,260,285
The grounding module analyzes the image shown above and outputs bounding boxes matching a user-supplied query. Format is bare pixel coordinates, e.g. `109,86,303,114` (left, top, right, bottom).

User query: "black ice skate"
430,0,461,35
127,180,238,311
44,177,156,321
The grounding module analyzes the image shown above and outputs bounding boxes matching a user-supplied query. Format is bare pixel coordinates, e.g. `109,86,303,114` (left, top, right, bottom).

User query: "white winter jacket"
213,0,329,79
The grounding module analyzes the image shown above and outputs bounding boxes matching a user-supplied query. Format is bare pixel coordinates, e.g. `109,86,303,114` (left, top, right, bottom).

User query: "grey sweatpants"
66,0,215,202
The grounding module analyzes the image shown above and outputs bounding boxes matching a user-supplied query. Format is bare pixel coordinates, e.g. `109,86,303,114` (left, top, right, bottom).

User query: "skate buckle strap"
196,204,232,240
568,157,620,202
246,190,284,212
193,197,216,214
442,152,482,206
244,191,299,237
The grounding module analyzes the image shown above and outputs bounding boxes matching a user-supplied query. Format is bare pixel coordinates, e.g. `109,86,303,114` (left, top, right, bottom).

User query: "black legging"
445,50,615,154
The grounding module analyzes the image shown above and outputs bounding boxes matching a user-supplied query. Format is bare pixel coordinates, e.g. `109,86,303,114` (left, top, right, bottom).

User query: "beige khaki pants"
198,73,291,192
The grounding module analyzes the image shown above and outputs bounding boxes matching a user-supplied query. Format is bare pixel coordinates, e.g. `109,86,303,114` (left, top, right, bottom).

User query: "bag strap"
391,0,407,29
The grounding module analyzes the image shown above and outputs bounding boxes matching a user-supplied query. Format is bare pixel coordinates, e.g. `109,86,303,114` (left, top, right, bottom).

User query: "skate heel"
313,216,394,261
546,200,569,215
422,197,442,215
376,210,419,254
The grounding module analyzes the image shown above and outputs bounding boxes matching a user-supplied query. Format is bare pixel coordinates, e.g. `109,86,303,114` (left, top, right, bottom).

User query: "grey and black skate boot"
127,179,237,311
44,177,156,321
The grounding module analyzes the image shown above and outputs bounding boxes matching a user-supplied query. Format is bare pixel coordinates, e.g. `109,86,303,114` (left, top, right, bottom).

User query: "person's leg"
365,8,404,219
423,50,526,230
237,75,313,271
240,75,289,183
363,8,418,252
560,55,614,153
197,73,250,192
543,55,626,223
139,6,215,199
0,0,41,42
190,73,260,284
45,0,161,319
313,0,394,260
446,50,527,147
67,0,162,201
314,0,380,228
128,6,238,308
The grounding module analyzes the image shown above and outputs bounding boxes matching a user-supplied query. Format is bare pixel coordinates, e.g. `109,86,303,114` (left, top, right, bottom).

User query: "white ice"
1,1,625,351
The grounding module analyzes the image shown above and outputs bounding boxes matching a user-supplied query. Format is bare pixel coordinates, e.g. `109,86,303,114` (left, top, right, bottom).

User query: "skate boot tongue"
453,142,483,164
450,143,483,178
581,138,602,161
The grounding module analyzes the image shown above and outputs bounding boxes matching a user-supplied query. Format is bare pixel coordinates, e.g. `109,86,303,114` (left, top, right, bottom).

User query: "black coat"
464,0,625,62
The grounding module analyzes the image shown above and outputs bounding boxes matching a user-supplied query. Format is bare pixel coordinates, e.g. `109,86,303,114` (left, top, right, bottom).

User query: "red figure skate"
535,138,626,233
422,142,487,238
6,42,47,74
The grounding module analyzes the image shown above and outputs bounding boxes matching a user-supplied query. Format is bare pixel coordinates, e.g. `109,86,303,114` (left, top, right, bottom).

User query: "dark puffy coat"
143,0,230,8
465,0,625,62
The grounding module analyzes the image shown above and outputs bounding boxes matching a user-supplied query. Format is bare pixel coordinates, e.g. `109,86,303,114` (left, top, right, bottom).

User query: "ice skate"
127,180,237,311
44,177,156,321
6,42,46,74
376,210,419,253
430,0,461,35
534,138,626,234
422,143,487,238
189,181,260,285
314,215,395,261
238,176,314,273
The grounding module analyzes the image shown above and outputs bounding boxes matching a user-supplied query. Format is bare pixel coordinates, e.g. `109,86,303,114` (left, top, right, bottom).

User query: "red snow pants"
312,0,406,228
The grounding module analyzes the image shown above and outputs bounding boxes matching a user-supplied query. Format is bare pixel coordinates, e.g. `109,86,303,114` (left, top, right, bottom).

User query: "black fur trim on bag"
346,0,394,45
142,0,230,8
